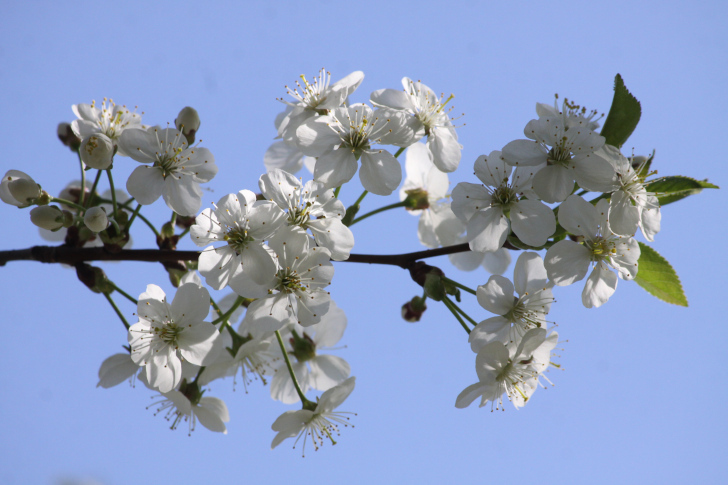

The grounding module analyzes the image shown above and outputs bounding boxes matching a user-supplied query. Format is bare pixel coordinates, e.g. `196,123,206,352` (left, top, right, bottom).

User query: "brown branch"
0,243,478,268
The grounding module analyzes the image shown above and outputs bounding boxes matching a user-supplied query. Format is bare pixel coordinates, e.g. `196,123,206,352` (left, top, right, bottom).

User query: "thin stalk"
170,211,177,227
110,282,137,304
350,200,407,226
444,296,478,326
125,203,142,232
77,152,86,207
441,276,477,296
106,169,118,219
178,226,191,239
442,296,471,335
210,296,245,326
135,211,161,238
274,330,313,406
50,197,87,212
353,189,368,207
103,292,130,330
85,170,103,208
334,186,341,198
394,146,406,158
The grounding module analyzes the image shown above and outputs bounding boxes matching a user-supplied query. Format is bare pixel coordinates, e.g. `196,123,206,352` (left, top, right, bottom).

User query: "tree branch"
0,243,478,268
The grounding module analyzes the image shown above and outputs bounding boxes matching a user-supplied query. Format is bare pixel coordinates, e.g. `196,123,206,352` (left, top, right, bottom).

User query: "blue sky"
1,1,726,484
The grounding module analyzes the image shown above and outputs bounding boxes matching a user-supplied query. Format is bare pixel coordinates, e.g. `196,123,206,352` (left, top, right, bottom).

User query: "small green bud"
290,331,316,362
36,191,51,206
75,263,115,294
403,188,430,211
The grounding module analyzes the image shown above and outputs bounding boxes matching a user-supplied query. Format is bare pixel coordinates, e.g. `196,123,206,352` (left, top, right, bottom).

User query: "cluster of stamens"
281,68,331,109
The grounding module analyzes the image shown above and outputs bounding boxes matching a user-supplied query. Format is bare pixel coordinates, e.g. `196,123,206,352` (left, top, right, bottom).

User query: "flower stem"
350,200,407,226
334,186,341,198
210,296,245,326
103,292,130,330
442,296,471,334
274,330,313,407
125,203,142,232
106,169,118,219
444,296,478,326
110,282,138,304
441,276,477,296
134,210,161,238
77,152,86,207
50,197,87,213
394,146,406,158
85,170,103,208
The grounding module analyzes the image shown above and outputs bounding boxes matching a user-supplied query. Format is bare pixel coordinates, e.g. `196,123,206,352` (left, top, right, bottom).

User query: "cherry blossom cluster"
3,68,706,454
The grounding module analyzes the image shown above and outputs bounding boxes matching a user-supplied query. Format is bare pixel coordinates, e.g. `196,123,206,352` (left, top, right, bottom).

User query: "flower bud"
57,122,81,152
75,263,114,294
175,106,200,145
8,178,41,206
30,205,64,231
403,188,430,211
401,296,427,322
1,170,40,207
80,134,115,169
84,206,109,232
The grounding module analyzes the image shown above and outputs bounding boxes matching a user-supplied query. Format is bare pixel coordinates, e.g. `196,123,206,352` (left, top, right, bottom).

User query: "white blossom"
71,98,143,157
371,77,462,172
241,230,334,333
128,284,222,393
296,104,415,195
119,126,217,216
259,168,354,260
455,328,557,410
469,252,555,353
502,98,616,203
599,145,661,241
149,389,230,434
452,151,555,252
271,376,356,455
545,195,640,308
190,190,286,296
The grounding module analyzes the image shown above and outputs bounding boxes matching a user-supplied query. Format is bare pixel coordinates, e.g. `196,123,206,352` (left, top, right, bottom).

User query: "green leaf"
633,243,688,306
647,176,719,205
600,74,642,148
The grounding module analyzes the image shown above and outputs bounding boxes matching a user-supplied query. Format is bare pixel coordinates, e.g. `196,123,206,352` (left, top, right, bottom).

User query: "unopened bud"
75,263,114,294
84,206,109,232
30,205,65,231
1,170,40,207
403,188,430,211
57,122,82,151
175,106,200,145
80,134,115,169
401,296,427,322
8,178,41,206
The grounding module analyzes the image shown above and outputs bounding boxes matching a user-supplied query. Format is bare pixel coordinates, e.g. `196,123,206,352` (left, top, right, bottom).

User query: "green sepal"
423,272,445,301
646,176,719,206
633,242,688,306
600,74,641,148
341,203,360,227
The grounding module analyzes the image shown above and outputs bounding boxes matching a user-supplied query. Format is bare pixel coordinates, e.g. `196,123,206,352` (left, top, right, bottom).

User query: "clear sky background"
1,1,726,484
